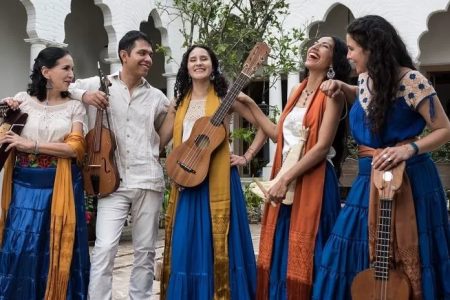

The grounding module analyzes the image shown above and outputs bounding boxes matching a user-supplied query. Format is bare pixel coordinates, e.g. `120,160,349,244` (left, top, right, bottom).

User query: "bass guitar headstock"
241,42,270,78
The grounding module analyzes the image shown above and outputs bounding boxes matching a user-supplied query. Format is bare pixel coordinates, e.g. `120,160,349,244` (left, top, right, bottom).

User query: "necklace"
301,89,314,106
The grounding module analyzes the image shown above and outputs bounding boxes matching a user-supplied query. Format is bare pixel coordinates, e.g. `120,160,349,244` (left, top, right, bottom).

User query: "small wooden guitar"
351,163,411,300
250,125,309,206
166,42,270,187
0,104,28,171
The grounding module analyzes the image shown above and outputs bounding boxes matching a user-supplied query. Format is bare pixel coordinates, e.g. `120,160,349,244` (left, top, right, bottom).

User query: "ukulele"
351,163,411,300
83,62,120,198
166,42,270,187
0,104,28,171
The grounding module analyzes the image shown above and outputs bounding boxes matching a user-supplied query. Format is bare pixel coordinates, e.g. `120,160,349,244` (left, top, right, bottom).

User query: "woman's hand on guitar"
1,97,21,110
0,131,34,152
266,177,288,204
230,153,248,166
82,91,109,109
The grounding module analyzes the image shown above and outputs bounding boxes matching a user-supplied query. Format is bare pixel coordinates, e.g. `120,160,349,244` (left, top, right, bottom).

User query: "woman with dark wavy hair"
159,45,259,299
0,47,89,299
235,36,351,299
315,15,450,299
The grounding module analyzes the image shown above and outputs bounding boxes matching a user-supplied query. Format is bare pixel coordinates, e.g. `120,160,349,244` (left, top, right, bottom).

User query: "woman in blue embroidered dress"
0,47,89,299
314,15,450,300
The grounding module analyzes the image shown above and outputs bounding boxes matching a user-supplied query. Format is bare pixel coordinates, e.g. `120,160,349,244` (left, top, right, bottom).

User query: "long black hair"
330,36,352,178
27,47,71,101
347,15,415,133
173,45,228,108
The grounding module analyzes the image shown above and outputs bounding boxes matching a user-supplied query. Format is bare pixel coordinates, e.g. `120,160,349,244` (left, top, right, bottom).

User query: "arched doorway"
0,0,28,98
140,11,166,94
64,0,108,79
418,5,450,114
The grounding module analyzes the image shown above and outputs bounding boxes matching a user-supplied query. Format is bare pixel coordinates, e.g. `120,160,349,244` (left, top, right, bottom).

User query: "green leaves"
157,0,307,81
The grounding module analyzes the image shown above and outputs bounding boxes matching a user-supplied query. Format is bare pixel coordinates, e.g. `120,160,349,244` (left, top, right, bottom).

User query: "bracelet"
34,140,39,155
409,142,419,156
242,155,249,165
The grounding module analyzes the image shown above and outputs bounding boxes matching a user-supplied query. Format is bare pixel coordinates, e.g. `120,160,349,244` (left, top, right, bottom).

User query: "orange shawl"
257,80,328,299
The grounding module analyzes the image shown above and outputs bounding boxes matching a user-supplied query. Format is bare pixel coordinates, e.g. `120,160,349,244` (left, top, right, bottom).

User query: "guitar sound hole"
195,134,210,148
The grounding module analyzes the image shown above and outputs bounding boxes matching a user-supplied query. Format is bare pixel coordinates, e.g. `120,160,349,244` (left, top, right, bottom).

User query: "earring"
209,73,215,81
188,76,192,84
46,79,53,89
327,66,336,79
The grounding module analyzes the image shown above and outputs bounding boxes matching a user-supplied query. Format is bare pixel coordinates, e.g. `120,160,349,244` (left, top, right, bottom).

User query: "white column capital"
104,58,122,74
24,38,67,48
163,72,177,100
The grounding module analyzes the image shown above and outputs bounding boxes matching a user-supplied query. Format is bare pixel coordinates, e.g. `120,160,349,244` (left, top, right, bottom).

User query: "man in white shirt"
70,30,169,299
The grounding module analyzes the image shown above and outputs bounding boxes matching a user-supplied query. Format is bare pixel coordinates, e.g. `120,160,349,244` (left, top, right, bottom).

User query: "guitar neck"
210,72,250,126
374,198,393,280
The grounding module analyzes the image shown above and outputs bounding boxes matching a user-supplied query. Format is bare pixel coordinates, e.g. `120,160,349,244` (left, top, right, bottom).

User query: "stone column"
25,38,68,70
287,71,300,95
105,58,122,74
163,72,177,100
262,75,283,180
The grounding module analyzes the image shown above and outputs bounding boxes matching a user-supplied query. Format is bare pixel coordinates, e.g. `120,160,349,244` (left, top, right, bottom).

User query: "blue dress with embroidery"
312,71,450,300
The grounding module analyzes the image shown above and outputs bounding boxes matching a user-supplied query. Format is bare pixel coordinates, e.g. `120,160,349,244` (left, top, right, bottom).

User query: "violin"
83,63,120,198
0,104,28,171
351,164,411,300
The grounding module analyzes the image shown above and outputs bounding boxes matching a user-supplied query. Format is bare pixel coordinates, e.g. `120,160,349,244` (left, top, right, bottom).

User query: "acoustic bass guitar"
166,42,270,187
351,163,411,300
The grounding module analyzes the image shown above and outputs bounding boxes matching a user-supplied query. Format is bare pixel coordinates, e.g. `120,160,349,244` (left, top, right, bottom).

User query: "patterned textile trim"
357,70,436,113
16,152,58,168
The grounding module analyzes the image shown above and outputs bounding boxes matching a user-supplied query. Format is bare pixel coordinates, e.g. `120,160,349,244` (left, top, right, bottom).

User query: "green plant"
157,0,308,81
243,183,264,223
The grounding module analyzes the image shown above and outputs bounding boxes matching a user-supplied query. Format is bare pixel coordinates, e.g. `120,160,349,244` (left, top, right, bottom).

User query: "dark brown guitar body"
83,124,120,197
351,269,411,300
0,107,28,171
166,117,226,187
82,63,120,198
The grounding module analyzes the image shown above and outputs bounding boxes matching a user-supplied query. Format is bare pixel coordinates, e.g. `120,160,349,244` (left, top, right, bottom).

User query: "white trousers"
88,188,162,300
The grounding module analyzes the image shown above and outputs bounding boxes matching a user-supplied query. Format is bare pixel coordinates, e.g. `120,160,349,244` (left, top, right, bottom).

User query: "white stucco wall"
0,0,449,97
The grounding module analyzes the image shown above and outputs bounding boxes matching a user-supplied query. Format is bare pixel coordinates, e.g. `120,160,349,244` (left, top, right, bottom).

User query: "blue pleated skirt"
269,162,341,299
0,166,90,300
312,154,450,300
166,167,256,300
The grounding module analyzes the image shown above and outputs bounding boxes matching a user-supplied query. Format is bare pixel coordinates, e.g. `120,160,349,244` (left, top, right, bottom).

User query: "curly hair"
347,15,415,133
330,37,352,178
174,45,228,108
27,47,71,101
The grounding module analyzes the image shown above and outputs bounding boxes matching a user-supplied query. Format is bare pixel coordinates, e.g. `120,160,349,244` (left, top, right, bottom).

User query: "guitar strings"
176,72,250,186
177,72,248,186
375,181,393,300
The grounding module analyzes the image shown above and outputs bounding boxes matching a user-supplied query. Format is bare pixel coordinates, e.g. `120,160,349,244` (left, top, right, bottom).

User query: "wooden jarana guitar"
351,164,411,300
166,42,270,187
0,104,28,171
